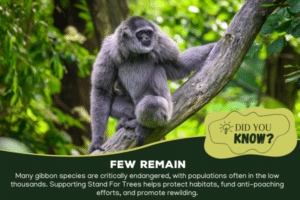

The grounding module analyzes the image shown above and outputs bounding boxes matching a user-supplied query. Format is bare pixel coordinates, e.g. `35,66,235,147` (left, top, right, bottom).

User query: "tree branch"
91,0,286,154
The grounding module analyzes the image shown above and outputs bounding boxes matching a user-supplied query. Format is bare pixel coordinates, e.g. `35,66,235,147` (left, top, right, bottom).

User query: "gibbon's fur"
89,16,215,153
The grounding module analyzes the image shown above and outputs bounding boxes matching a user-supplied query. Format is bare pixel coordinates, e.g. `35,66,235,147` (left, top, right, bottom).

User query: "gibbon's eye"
146,30,153,37
136,30,153,41
136,31,143,38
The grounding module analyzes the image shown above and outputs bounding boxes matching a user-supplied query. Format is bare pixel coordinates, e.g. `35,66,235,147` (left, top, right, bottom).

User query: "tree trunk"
265,44,299,110
52,0,129,146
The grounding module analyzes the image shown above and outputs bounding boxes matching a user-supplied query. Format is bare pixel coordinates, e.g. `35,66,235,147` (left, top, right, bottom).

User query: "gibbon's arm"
89,37,118,153
164,43,216,80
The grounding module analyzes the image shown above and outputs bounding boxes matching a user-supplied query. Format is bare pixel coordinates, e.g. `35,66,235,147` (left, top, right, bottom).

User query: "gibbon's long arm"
164,43,216,80
89,38,118,153
180,43,216,73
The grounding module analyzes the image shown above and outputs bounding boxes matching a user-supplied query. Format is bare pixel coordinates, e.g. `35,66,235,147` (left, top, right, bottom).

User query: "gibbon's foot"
88,142,105,154
115,118,139,131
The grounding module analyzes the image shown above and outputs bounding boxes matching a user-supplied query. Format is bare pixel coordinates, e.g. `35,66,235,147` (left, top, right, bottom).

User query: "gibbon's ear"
112,23,136,62
150,22,180,63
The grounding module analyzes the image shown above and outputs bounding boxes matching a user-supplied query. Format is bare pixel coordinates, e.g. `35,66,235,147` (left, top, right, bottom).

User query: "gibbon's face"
135,29,153,47
126,17,155,54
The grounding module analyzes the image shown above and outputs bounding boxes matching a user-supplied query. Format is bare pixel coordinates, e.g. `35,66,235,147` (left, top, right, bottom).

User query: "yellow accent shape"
204,107,297,159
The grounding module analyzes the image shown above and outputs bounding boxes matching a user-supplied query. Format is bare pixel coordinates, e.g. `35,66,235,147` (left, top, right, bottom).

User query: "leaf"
261,12,283,35
287,20,300,35
78,12,91,21
4,35,12,65
267,36,286,55
51,108,65,123
10,93,18,106
284,64,296,68
291,24,300,38
261,3,277,7
285,73,300,82
289,0,300,13
75,0,88,10
74,4,88,12
58,65,64,79
275,20,292,33
276,7,291,18
284,70,300,77
48,76,61,94
12,76,18,93
52,53,64,79
261,24,274,35
245,43,262,59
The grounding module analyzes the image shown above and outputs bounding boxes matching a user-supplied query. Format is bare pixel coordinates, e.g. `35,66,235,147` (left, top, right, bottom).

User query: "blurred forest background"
0,0,300,155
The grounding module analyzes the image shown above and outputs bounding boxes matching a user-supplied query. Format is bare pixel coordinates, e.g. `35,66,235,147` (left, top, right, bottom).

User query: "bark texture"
265,44,299,110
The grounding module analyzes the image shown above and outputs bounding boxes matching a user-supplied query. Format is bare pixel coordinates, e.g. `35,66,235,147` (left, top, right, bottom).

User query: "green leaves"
51,53,65,79
288,0,300,13
261,8,295,36
284,65,300,83
275,20,292,33
261,1,300,55
290,23,300,38
267,36,287,55
10,75,19,106
285,73,300,83
261,13,282,35
75,0,94,39
0,1,94,155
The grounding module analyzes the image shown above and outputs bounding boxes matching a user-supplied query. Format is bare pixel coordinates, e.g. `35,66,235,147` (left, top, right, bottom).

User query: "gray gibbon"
89,16,215,153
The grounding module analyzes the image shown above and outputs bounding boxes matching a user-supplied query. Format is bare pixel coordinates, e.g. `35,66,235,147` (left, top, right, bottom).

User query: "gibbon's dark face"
127,17,156,54
136,29,153,47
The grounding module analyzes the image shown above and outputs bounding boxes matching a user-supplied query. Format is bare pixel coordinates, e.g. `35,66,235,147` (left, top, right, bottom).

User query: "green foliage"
261,1,300,55
267,36,287,55
128,0,243,50
0,0,94,154
285,65,300,83
74,0,94,39
288,0,300,14
259,1,300,97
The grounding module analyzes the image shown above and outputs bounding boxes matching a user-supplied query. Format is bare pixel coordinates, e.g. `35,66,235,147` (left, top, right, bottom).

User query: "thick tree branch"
91,0,286,154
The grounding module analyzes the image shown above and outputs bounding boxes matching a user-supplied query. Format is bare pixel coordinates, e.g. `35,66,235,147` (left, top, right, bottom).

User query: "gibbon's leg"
115,118,139,132
132,66,172,146
110,94,139,131
135,95,171,129
111,95,135,120
134,95,172,146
